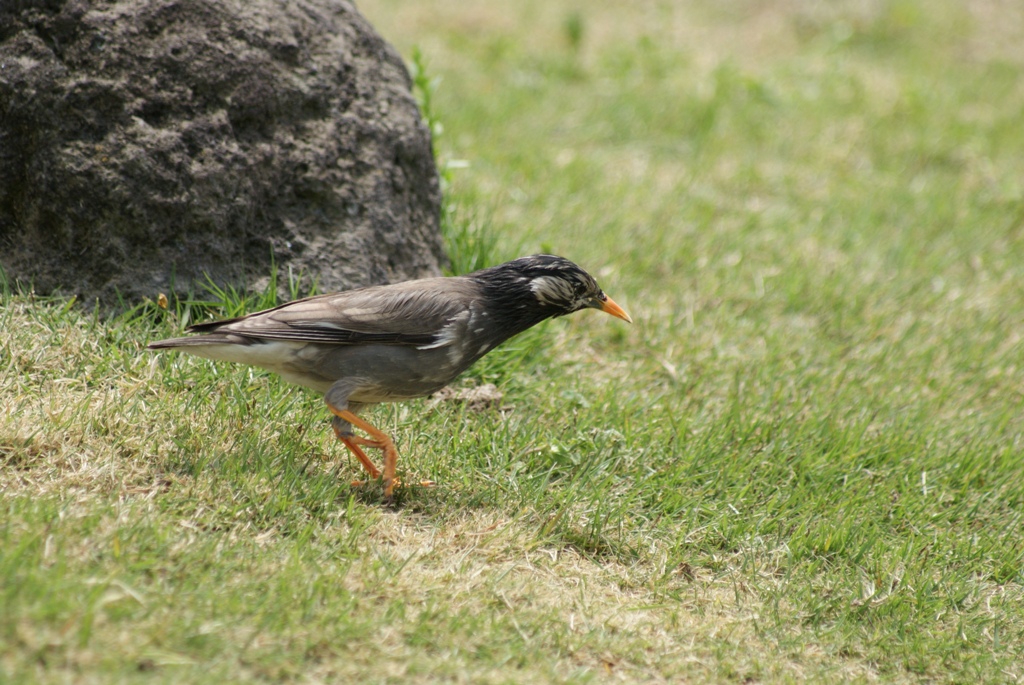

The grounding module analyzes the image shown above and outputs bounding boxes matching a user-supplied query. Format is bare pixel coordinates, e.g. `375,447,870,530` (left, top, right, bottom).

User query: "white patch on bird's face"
529,275,578,307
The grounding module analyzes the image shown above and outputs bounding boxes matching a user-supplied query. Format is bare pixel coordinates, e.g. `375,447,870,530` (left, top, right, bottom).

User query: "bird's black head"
472,254,631,324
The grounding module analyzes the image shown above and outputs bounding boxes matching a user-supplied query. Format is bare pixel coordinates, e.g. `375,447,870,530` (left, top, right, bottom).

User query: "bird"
147,254,632,499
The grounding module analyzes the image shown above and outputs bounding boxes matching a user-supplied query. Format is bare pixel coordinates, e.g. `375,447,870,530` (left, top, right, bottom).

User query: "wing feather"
184,277,479,348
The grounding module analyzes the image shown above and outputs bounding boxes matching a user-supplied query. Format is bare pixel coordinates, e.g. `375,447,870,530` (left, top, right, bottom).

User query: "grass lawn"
4,0,1024,681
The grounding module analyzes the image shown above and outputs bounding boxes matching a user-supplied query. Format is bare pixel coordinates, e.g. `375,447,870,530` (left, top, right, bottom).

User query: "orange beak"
595,295,632,323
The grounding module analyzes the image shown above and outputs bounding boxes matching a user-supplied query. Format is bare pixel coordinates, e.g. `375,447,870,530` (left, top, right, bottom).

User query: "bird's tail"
147,335,237,350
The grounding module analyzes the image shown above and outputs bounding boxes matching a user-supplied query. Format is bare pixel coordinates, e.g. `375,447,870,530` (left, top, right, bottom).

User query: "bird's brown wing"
184,277,479,347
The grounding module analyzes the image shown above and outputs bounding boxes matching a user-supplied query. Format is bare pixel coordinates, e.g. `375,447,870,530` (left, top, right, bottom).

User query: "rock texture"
0,0,444,305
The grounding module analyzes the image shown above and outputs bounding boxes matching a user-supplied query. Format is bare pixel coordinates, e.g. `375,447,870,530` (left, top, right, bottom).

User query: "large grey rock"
0,0,444,306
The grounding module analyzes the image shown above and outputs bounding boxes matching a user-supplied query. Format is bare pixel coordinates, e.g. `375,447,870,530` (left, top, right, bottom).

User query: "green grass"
4,0,1024,681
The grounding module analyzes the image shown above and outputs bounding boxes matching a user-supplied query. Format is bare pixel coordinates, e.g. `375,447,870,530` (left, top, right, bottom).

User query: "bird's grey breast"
313,343,466,403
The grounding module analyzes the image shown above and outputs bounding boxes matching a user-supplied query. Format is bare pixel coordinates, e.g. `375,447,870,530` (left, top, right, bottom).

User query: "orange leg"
332,418,381,479
328,405,400,498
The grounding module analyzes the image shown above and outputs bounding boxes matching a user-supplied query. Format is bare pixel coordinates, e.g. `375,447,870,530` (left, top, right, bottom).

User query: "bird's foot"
349,477,435,490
